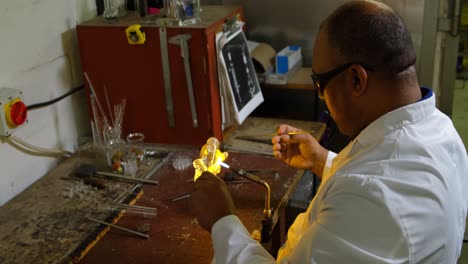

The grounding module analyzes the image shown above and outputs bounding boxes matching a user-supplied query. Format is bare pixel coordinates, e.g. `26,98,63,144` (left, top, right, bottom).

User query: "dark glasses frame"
311,63,373,98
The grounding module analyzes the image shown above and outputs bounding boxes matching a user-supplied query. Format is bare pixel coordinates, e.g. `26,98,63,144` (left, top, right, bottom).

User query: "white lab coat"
211,88,468,263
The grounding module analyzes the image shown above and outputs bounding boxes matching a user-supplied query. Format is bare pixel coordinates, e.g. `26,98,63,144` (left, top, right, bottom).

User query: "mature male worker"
191,1,468,263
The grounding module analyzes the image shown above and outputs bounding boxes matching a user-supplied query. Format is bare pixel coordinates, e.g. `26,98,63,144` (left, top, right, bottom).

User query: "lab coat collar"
353,87,436,150
322,88,436,181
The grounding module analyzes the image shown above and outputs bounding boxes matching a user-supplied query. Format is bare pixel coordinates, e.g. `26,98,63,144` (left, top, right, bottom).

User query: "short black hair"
324,1,416,76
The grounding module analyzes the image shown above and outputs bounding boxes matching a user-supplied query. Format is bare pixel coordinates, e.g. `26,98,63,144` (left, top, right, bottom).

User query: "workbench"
0,117,325,263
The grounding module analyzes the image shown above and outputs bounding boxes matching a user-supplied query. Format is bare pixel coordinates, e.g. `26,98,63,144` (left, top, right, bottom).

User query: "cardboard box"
276,45,302,74
266,58,303,85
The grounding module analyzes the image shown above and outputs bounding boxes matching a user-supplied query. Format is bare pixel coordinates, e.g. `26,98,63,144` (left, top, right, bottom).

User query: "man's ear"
349,65,368,96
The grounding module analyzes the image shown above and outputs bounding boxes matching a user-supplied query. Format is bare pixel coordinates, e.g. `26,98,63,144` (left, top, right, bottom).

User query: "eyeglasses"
311,63,373,98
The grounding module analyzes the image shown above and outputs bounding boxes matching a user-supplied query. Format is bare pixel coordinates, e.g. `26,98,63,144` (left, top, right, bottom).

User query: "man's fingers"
276,124,289,134
195,172,218,184
284,133,312,144
276,124,301,135
273,150,282,159
272,135,282,144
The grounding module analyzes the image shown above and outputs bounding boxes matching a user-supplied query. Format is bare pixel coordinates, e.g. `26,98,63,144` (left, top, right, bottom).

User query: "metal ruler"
169,34,198,127
159,27,175,127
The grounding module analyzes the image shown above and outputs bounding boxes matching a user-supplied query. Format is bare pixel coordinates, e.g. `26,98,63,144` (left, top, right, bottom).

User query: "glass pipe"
192,137,228,181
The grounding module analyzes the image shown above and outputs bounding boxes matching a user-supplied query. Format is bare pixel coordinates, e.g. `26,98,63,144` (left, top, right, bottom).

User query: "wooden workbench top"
0,148,164,263
0,117,326,263
80,151,301,263
223,116,326,155
79,117,325,263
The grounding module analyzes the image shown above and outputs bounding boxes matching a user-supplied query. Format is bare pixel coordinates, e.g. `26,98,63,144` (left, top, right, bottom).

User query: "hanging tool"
159,27,175,127
169,34,198,128
75,164,159,185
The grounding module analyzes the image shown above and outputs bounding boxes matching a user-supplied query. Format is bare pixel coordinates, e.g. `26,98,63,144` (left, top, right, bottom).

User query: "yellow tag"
126,24,146,45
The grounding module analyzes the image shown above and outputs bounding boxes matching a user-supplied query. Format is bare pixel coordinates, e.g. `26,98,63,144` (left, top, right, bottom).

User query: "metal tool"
108,203,157,217
94,170,159,185
166,192,191,202
159,27,175,127
87,216,149,239
220,162,271,218
75,164,159,185
219,161,272,243
112,203,156,211
221,143,274,157
113,152,172,205
169,34,198,127
223,170,277,184
241,130,316,138
235,136,272,145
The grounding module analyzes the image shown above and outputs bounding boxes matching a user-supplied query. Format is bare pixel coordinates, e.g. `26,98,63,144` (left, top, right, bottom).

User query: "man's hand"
190,172,236,232
272,124,328,178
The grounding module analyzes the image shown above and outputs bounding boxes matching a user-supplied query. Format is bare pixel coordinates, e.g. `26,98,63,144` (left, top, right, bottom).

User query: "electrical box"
0,88,28,137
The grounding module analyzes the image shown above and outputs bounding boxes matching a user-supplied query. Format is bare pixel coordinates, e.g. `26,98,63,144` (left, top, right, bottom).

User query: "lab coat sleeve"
321,151,337,181
278,175,409,263
276,150,338,261
209,152,339,264
211,215,276,264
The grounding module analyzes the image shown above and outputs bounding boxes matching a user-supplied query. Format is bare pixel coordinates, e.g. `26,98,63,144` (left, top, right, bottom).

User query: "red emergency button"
9,101,27,127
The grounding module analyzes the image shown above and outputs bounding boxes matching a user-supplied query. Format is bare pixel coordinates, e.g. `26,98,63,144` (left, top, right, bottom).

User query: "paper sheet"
216,26,264,130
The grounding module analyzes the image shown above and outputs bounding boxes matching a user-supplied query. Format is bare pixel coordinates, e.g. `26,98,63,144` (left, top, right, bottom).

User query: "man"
191,1,468,263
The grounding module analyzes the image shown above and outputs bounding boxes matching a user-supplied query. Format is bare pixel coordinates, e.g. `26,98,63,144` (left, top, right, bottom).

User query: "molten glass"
193,137,228,181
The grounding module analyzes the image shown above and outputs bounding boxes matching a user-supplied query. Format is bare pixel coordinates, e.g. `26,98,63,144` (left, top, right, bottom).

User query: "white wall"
0,0,97,206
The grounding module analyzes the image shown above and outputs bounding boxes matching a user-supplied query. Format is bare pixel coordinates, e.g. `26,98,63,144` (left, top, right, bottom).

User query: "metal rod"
235,136,272,145
84,72,108,123
96,171,159,185
221,144,274,157
106,204,157,217
104,86,115,127
220,162,272,218
159,27,175,127
87,217,149,239
53,247,75,264
170,193,191,202
241,130,315,138
110,203,157,212
113,152,171,205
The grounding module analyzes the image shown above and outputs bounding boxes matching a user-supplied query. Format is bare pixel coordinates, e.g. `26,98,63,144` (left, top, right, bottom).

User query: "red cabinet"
77,6,243,145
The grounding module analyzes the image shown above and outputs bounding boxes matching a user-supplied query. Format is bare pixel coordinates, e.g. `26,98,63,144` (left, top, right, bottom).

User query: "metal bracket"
169,34,199,128
438,0,462,36
222,14,243,39
159,27,175,127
